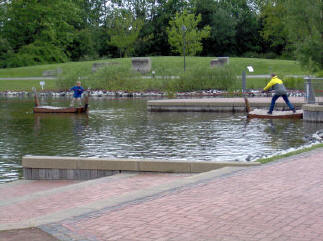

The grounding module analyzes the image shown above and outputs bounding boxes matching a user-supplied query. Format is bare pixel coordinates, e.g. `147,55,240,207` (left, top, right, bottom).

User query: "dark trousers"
269,94,295,113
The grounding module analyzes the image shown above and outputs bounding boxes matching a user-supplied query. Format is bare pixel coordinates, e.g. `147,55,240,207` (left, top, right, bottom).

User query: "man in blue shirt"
70,81,84,107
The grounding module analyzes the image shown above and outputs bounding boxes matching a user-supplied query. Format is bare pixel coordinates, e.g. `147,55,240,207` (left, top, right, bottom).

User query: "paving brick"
40,148,323,241
2,148,323,241
0,173,191,226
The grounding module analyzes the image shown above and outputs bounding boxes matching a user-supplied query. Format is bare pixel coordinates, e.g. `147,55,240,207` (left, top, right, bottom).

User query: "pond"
1,96,323,183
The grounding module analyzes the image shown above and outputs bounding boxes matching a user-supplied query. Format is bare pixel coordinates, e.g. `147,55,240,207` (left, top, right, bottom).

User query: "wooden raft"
244,97,303,119
32,88,88,113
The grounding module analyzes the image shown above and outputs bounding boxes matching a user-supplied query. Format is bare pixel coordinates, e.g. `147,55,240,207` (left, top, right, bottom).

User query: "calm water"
1,96,323,183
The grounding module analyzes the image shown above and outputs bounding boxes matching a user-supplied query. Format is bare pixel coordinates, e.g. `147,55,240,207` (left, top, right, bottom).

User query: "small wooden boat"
244,97,303,119
32,88,88,114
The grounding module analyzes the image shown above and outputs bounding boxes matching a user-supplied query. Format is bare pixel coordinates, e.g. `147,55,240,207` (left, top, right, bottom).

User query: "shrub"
5,41,68,68
171,65,236,92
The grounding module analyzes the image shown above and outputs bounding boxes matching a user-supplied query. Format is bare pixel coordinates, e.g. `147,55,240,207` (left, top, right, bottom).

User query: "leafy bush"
316,70,323,77
4,41,68,68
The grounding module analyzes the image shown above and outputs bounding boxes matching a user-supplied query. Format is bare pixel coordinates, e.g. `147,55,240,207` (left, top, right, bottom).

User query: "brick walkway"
1,148,323,241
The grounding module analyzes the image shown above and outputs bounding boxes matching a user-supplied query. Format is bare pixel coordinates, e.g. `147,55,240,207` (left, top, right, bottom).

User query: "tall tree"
167,10,210,56
106,9,144,57
284,0,323,71
2,0,82,67
260,2,289,56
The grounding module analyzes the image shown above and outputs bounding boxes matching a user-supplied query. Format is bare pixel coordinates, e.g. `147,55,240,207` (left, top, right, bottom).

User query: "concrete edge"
303,104,323,111
0,166,247,230
22,155,260,175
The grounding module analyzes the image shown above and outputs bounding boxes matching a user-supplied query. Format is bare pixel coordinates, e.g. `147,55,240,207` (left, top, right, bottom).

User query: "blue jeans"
269,94,295,113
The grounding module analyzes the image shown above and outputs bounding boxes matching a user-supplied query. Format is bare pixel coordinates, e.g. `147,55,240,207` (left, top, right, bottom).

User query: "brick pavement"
0,180,80,201
45,149,323,241
1,148,323,241
0,172,192,230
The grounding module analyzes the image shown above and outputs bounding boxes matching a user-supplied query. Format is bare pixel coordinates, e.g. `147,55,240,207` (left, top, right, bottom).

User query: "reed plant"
57,63,237,93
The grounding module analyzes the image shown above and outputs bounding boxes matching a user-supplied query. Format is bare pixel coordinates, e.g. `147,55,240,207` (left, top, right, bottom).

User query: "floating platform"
32,88,88,113
247,109,303,119
33,105,88,113
147,97,304,112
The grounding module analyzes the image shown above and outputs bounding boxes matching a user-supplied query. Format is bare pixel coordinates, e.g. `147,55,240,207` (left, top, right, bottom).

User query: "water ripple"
1,97,323,183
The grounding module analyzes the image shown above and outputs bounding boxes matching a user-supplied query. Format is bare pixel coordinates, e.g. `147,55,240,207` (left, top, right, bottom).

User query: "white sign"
247,66,254,72
40,81,45,90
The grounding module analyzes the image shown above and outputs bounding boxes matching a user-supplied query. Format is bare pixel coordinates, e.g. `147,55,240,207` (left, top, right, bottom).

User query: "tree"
106,9,143,57
1,0,82,67
283,0,323,71
167,10,210,56
260,2,289,56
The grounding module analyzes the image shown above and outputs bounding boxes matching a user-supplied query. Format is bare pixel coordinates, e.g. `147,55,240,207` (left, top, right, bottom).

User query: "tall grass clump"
283,77,304,90
169,66,237,92
56,64,92,89
89,65,142,91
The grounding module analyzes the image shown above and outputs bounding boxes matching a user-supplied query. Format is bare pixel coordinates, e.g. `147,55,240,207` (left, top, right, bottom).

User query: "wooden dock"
147,97,304,112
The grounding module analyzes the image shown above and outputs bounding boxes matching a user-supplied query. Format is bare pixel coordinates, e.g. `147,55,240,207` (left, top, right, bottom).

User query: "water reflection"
0,96,322,183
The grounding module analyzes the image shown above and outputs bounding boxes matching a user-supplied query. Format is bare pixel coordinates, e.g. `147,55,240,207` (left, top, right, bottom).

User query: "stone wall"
210,57,229,67
303,104,323,122
132,57,151,74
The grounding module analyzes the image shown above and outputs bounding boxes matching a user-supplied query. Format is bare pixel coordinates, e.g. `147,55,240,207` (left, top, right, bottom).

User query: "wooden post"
244,97,250,113
32,87,40,107
84,91,89,111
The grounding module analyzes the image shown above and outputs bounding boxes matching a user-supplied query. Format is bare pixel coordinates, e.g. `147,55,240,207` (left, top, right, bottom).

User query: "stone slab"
138,160,191,173
22,155,260,180
77,158,139,171
132,57,151,74
22,156,77,169
147,97,304,112
303,104,323,122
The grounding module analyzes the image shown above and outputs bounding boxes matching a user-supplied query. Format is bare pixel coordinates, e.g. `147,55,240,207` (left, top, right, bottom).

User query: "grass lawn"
0,79,57,91
257,143,323,164
0,56,307,91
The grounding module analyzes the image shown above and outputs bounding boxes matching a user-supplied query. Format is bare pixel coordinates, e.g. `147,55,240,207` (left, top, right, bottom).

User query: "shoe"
292,109,296,113
267,111,272,114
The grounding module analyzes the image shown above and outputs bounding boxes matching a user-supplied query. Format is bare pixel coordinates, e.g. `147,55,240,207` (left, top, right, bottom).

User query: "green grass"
0,56,308,91
256,143,323,164
0,79,57,91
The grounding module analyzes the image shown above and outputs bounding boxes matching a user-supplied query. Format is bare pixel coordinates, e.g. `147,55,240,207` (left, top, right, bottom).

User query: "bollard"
305,77,316,104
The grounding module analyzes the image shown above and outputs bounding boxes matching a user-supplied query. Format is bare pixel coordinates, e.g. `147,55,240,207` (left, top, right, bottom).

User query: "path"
0,77,56,80
1,148,323,240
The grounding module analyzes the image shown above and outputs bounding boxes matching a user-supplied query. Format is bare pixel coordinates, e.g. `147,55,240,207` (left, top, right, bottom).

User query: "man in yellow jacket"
262,74,296,114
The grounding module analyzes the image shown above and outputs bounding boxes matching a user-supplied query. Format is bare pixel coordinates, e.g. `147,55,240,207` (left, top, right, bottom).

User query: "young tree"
167,10,210,56
106,9,144,57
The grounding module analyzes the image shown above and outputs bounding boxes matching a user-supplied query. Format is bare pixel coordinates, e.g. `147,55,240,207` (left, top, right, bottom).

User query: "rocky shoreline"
0,89,305,98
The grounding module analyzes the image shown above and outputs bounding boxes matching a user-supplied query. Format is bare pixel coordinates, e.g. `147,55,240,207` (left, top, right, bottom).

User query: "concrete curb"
22,155,260,180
